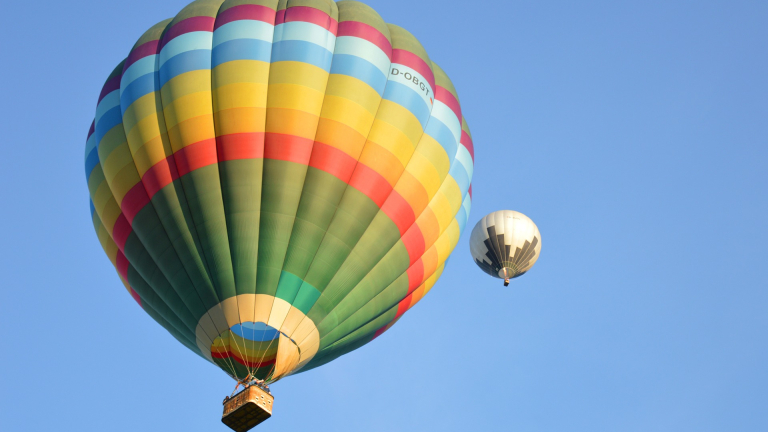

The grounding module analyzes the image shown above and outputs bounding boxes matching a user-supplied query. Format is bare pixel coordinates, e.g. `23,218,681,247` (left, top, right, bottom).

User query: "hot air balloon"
470,211,541,286
84,0,474,429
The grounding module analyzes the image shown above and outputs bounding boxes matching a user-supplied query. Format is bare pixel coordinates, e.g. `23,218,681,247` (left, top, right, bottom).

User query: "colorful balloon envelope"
84,0,474,384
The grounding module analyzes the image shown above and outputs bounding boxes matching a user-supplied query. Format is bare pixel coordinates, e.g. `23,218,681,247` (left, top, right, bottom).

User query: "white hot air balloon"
470,210,542,286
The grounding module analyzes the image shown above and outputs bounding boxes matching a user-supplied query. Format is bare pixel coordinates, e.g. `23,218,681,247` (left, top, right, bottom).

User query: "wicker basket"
221,385,274,431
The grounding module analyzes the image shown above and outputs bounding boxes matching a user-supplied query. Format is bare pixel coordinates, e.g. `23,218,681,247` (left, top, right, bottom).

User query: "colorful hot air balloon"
84,0,474,394
469,210,541,286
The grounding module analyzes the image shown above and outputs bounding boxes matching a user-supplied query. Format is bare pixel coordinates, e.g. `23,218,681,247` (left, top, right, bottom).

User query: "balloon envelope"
84,0,474,382
470,210,541,282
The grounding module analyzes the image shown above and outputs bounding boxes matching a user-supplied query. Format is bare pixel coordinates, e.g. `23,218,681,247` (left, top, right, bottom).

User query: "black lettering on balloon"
391,66,433,100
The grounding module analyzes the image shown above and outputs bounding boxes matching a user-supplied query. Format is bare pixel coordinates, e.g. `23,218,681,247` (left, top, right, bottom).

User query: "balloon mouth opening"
497,267,515,279
211,321,301,383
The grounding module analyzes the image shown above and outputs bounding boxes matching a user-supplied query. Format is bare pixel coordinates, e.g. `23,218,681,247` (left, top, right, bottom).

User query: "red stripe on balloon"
130,287,142,306
406,260,425,292
276,6,338,34
214,351,277,369
133,133,414,231
142,156,180,199
112,214,132,251
372,324,390,340
381,192,416,236
308,143,357,182
216,132,265,161
348,164,392,208
116,250,130,281
337,21,392,58
394,292,413,319
392,49,435,91
214,4,276,30
402,229,426,266
173,139,218,177
264,133,313,164
121,182,151,224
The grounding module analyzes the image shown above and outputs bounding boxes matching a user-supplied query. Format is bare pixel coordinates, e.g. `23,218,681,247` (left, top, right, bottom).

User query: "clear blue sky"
1,0,766,431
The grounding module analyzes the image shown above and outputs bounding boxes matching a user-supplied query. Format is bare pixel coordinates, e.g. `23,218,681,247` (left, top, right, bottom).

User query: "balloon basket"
222,385,274,431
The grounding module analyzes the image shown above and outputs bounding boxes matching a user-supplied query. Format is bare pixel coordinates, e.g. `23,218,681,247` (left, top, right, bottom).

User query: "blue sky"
1,0,766,431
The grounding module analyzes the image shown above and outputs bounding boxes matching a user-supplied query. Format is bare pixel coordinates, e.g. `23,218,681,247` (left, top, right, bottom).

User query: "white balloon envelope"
469,210,542,286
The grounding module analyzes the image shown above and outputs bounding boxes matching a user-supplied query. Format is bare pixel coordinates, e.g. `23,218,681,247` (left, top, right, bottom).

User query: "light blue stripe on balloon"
449,162,471,196
159,49,211,87
460,193,472,233
158,32,212,68
271,40,332,71
383,81,431,128
456,205,468,233
273,21,335,53
85,148,100,179
213,20,273,47
84,133,96,163
120,73,159,115
330,54,387,95
95,106,123,147
425,118,458,160
95,91,120,125
121,56,156,91
455,146,474,181
334,36,390,76
212,39,272,67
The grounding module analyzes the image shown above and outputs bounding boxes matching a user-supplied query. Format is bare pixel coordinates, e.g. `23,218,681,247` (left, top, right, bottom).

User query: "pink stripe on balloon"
97,74,121,104
214,4,276,30
276,6,338,34
392,49,435,91
337,21,391,58
460,128,474,161
435,86,461,123
124,40,160,71
159,16,215,51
